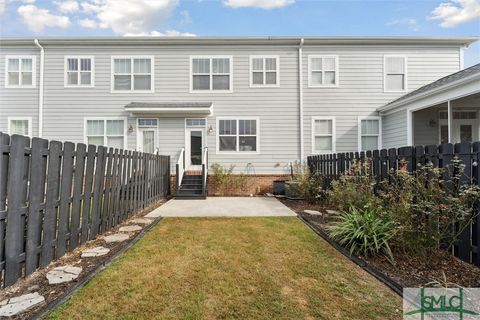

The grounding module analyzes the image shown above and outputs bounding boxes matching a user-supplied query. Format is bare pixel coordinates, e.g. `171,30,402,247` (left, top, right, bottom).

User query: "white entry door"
185,128,204,170
137,119,158,153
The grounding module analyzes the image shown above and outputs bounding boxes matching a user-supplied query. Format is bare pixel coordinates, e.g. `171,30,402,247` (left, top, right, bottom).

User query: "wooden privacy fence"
0,132,170,287
307,141,480,267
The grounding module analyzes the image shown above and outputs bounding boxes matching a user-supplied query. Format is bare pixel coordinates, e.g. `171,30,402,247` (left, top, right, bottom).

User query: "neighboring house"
0,36,477,195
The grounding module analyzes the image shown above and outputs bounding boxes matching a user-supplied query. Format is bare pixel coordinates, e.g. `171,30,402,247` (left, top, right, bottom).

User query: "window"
5,56,35,88
85,119,126,149
112,57,153,92
191,56,232,92
8,117,32,136
308,55,338,87
312,117,335,153
359,117,381,151
65,56,94,87
217,118,258,153
138,118,158,127
384,56,407,92
250,56,279,87
186,118,206,127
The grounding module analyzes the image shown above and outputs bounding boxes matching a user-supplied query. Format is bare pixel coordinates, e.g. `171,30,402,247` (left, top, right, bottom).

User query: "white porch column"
447,100,453,143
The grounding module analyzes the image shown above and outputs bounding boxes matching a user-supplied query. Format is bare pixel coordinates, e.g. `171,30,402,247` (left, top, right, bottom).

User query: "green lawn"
49,217,401,319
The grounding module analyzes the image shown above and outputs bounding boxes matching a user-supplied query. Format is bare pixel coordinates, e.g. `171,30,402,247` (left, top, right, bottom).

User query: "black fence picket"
0,132,170,288
308,141,480,268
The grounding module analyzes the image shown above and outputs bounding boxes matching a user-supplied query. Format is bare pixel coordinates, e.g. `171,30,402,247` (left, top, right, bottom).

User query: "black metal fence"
307,142,480,267
0,133,170,287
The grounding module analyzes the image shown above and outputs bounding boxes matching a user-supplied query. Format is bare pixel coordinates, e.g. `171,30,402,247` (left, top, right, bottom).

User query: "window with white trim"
312,118,335,153
191,57,231,92
8,118,31,136
6,56,35,87
86,119,125,149
112,57,153,92
250,56,279,86
308,56,338,87
384,56,406,92
359,118,381,151
66,57,93,86
218,119,258,152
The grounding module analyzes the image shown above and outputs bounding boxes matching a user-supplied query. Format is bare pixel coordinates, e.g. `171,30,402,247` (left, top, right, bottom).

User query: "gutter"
298,38,304,162
34,39,44,137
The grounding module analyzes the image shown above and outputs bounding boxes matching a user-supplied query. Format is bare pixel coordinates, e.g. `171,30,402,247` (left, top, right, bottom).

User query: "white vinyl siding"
312,117,336,153
359,117,382,151
384,55,407,92
250,56,279,87
308,55,338,87
217,118,259,153
84,118,127,149
8,117,32,136
111,56,154,93
190,56,233,93
65,56,94,87
5,56,35,88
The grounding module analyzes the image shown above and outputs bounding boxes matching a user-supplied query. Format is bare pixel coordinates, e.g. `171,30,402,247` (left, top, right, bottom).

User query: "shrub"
327,206,395,263
210,163,248,195
291,161,325,203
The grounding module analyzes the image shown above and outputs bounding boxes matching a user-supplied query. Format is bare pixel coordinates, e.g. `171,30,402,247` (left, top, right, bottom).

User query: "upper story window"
65,56,94,87
85,118,126,149
359,117,381,151
250,56,279,87
384,55,407,92
312,117,335,154
308,55,338,87
5,56,35,88
111,57,154,93
190,56,232,93
217,118,258,153
8,117,32,136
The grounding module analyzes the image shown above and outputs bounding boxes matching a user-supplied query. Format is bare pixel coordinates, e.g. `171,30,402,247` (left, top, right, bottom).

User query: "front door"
185,128,204,170
137,128,157,153
439,119,479,144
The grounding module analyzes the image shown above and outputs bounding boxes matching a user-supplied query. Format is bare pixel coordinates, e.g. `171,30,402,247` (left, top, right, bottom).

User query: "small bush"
328,206,395,263
291,162,325,203
210,163,248,195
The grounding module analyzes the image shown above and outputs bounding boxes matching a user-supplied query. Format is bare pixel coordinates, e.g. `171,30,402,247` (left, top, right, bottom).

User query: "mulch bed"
0,199,166,320
281,198,480,289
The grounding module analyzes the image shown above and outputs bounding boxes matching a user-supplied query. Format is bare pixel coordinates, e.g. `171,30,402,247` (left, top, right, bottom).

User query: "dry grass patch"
49,217,401,319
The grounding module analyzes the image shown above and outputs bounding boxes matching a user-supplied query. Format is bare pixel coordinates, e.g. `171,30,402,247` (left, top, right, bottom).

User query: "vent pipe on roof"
34,39,44,137
298,38,305,162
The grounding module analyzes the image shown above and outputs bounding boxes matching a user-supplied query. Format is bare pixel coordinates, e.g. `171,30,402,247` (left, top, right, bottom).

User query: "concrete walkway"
146,197,297,218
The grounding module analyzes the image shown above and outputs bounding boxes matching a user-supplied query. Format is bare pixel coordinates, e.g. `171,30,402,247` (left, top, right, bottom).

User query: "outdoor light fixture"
207,125,214,134
128,125,134,133
429,119,437,127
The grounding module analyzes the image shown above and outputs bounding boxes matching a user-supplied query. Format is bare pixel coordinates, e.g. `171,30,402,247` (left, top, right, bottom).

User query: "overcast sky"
0,0,479,66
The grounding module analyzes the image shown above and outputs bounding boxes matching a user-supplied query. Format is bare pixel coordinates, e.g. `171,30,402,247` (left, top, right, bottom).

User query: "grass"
49,217,402,319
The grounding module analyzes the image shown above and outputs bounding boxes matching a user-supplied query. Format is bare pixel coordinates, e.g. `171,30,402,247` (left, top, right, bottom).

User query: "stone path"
46,266,82,285
304,209,322,216
81,246,110,258
119,225,142,232
104,233,130,243
131,218,153,225
0,292,45,317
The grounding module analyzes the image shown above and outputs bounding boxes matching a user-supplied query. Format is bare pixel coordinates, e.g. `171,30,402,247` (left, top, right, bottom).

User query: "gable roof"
378,63,480,112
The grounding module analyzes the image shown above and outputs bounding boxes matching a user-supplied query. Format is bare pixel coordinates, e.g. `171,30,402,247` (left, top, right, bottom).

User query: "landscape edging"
31,217,164,320
297,215,403,297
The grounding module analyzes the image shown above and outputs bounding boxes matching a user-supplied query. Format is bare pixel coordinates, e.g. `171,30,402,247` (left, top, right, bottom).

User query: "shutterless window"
360,119,380,151
313,119,334,153
218,119,257,152
7,57,33,87
9,119,30,136
113,58,152,91
86,119,125,149
192,57,231,91
385,56,406,92
66,57,92,86
309,56,337,87
251,57,278,86
138,118,158,127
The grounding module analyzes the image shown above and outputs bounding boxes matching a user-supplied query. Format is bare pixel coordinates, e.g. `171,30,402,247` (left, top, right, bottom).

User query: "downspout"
34,39,44,137
298,38,304,162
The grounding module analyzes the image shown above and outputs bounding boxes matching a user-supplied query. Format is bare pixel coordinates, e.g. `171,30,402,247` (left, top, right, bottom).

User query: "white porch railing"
202,147,208,195
176,147,185,191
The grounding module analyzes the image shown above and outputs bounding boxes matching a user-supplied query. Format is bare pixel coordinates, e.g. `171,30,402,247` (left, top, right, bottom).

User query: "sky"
0,0,479,66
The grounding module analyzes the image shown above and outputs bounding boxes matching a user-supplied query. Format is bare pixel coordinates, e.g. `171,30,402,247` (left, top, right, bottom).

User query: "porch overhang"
125,102,213,116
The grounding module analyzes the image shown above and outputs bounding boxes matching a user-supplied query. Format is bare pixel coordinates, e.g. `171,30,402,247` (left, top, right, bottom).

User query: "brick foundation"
170,174,291,196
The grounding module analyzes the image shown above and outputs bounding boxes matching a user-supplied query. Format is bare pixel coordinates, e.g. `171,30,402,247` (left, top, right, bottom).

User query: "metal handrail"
202,147,208,195
176,147,185,191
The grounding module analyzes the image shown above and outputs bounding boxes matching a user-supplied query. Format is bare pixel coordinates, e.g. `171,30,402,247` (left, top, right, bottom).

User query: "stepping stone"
104,233,130,243
326,209,340,215
304,209,322,216
0,292,45,317
119,225,142,232
132,218,153,225
46,266,82,285
81,246,110,258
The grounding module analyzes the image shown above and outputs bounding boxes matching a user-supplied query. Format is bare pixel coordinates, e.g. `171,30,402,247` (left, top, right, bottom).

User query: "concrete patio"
145,197,297,217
